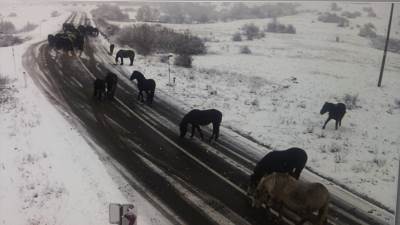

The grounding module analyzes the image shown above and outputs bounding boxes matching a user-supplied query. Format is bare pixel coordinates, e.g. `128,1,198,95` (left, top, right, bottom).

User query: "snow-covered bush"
51,11,60,17
370,36,400,54
341,11,362,19
19,22,38,33
91,4,129,21
117,24,206,56
266,18,296,34
94,18,120,37
358,23,377,38
362,7,376,17
240,45,252,54
8,12,17,17
136,5,160,22
0,35,23,47
174,54,192,68
331,3,341,11
0,21,16,34
241,23,264,40
342,93,360,110
232,32,242,41
318,12,349,27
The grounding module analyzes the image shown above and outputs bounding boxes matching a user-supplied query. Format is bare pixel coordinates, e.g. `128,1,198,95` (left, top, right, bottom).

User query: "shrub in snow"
19,22,38,33
174,54,192,68
136,5,160,22
370,36,400,54
95,18,120,37
342,93,360,110
358,23,377,38
394,99,400,109
251,98,259,107
331,3,341,11
232,32,242,41
117,24,156,55
362,7,376,18
318,12,349,27
266,18,296,34
341,11,362,19
8,12,17,17
0,35,23,47
51,11,60,17
0,21,16,34
241,23,263,40
159,55,171,63
116,24,206,56
240,45,252,54
91,4,129,21
158,2,218,24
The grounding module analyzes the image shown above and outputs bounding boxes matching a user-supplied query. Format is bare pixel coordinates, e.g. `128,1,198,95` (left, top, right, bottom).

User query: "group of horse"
93,70,156,104
47,23,98,54
48,21,348,224
174,103,346,225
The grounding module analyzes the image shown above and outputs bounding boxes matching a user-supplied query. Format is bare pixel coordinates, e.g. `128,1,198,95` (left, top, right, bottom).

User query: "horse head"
320,102,330,115
130,71,144,81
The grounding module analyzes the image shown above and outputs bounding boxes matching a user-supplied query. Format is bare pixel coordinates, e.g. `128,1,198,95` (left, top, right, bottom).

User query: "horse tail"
317,197,329,225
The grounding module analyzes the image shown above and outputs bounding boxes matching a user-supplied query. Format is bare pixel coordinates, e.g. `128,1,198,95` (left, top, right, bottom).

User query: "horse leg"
140,91,144,102
129,57,133,66
322,117,331,129
335,120,339,130
196,126,204,140
120,57,124,65
190,124,196,138
215,123,220,141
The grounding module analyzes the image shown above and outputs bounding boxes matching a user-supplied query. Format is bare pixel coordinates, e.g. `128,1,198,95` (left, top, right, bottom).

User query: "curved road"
22,12,393,225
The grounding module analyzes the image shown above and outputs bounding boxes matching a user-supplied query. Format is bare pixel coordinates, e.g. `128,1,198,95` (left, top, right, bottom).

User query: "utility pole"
167,54,173,86
377,3,394,87
396,159,400,225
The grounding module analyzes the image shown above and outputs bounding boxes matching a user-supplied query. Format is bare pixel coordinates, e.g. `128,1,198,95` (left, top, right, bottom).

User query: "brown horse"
252,173,329,225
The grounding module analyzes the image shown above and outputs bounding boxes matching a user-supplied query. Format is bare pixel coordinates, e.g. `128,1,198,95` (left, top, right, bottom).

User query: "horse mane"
131,71,145,81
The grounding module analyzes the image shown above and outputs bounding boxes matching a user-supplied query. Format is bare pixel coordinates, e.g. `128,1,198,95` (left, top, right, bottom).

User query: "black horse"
130,71,156,104
116,50,135,65
248,147,308,194
105,72,118,99
179,109,222,142
62,23,75,32
48,34,55,47
109,44,115,56
320,102,346,130
93,78,106,101
53,33,73,52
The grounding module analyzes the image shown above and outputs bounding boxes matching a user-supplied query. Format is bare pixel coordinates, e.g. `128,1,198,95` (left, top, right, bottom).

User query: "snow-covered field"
0,3,171,225
103,2,400,211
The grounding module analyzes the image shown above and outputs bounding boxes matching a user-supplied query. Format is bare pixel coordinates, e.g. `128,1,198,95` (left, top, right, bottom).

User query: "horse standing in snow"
105,72,118,99
253,172,329,225
179,109,223,142
93,78,106,101
130,71,156,104
320,102,346,130
115,49,135,65
248,148,308,195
